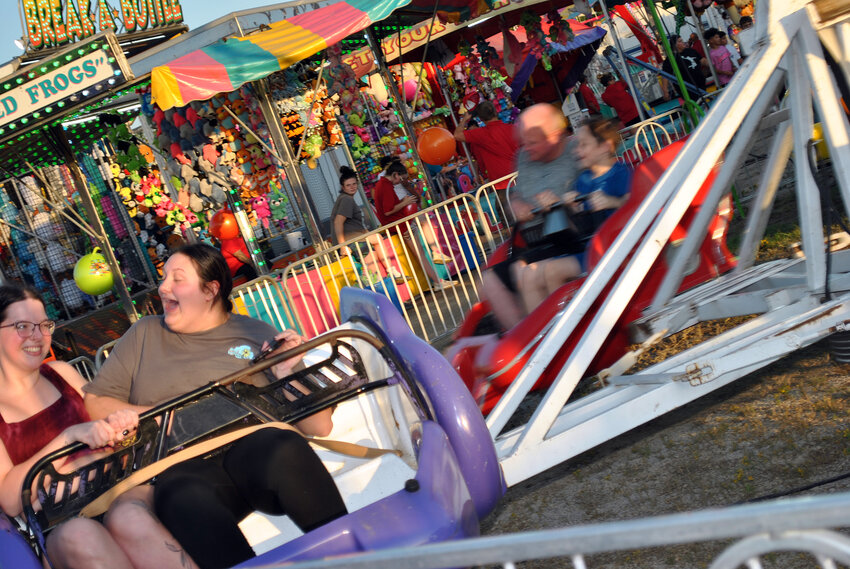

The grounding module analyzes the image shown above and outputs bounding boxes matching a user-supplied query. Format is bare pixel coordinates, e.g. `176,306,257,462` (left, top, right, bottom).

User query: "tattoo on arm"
165,542,192,568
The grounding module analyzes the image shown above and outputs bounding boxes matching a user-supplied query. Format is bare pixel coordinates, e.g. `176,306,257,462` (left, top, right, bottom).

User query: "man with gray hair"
480,103,581,330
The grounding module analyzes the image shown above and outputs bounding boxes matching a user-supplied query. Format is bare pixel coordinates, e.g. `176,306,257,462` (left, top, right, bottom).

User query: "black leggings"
153,429,347,569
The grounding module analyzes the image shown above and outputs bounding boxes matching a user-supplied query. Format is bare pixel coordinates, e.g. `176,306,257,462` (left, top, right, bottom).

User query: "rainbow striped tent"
151,0,412,110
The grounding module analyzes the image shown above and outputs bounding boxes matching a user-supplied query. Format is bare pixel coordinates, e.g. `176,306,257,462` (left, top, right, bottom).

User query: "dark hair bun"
339,165,356,177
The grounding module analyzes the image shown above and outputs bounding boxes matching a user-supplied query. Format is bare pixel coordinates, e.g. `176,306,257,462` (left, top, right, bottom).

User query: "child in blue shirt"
517,118,631,314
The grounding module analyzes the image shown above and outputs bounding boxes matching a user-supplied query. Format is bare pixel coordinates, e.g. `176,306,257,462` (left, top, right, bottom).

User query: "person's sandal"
389,267,411,284
431,279,458,292
430,250,451,264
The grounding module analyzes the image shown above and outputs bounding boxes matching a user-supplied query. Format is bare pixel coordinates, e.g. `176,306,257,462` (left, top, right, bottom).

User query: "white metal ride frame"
491,0,850,487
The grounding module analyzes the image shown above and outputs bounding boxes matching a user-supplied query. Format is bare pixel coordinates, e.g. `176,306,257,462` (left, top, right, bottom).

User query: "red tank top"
0,364,90,465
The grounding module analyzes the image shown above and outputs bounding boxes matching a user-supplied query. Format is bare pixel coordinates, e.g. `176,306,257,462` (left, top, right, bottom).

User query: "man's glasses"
0,320,56,338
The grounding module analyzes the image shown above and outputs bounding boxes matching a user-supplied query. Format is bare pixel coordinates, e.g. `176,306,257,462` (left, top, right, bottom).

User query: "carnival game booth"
145,1,431,272
144,1,497,333
0,32,163,327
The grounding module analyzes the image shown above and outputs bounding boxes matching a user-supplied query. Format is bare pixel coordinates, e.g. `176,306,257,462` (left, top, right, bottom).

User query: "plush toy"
267,183,290,231
348,113,365,127
547,9,574,44
520,9,552,70
351,137,369,159
302,133,323,169
249,195,271,228
352,125,371,143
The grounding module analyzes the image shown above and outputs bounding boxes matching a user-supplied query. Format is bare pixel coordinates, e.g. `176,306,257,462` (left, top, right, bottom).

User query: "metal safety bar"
249,491,850,568
277,193,510,342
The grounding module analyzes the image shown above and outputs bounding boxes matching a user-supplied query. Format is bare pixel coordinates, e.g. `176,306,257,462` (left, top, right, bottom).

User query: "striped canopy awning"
151,0,412,110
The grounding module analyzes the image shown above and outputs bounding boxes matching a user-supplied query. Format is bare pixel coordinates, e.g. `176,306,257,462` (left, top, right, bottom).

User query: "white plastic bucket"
286,231,303,251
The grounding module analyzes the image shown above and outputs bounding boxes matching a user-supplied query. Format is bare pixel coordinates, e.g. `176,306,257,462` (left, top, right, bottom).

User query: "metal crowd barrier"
253,491,850,568
474,172,517,233
67,355,97,381
275,193,509,342
231,275,301,334
617,108,690,166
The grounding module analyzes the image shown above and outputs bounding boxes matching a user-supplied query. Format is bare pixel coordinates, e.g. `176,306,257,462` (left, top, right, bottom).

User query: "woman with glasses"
0,284,138,559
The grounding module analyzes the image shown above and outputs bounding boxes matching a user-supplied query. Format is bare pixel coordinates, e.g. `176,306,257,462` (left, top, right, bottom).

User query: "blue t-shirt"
575,162,632,204
573,162,632,234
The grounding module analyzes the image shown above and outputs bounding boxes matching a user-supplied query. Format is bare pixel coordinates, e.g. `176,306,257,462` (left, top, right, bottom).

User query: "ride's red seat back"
585,137,715,270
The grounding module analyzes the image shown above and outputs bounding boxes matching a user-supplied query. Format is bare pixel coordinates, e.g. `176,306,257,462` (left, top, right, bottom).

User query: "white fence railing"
234,192,512,342
617,108,691,166
249,492,850,568
474,172,517,231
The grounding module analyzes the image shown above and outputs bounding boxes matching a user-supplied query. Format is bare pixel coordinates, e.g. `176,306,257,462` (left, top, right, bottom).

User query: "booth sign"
21,0,184,52
0,32,134,141
342,0,547,78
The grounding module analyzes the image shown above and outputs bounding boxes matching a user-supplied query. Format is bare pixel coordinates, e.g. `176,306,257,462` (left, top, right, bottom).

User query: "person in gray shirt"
480,103,581,330
51,244,344,569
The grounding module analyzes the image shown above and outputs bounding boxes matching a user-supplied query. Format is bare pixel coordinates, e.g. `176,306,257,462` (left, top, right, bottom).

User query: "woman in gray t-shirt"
331,166,406,284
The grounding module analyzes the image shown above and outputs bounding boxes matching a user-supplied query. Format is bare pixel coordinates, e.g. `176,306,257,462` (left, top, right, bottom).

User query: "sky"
0,0,291,65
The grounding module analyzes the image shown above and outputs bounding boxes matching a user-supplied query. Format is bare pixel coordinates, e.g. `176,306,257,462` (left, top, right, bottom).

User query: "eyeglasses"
0,320,56,338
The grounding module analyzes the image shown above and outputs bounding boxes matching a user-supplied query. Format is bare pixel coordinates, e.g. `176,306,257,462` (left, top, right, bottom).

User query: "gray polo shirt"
513,136,580,205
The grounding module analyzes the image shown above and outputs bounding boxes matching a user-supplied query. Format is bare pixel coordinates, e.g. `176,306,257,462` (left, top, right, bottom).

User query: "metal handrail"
245,491,850,568
94,340,117,371
66,355,96,381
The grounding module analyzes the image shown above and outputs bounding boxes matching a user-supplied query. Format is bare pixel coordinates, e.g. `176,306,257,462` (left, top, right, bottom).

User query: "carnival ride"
448,138,737,414
450,0,850,492
2,0,850,567
0,288,504,568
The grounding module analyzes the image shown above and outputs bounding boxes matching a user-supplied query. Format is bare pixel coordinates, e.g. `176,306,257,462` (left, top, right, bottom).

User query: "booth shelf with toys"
0,33,167,327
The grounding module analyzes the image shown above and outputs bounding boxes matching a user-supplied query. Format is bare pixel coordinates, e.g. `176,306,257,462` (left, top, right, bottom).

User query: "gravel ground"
479,339,850,568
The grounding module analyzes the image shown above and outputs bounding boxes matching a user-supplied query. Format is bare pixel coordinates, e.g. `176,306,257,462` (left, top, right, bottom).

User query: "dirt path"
480,340,850,568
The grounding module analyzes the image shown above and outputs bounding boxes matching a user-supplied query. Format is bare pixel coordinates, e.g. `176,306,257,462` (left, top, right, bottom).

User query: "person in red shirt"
577,75,601,115
373,159,422,226
219,236,258,281
600,73,641,127
453,100,519,190
372,159,455,289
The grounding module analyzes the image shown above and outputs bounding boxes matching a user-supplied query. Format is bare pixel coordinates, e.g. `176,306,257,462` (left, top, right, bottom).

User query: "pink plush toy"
250,194,271,228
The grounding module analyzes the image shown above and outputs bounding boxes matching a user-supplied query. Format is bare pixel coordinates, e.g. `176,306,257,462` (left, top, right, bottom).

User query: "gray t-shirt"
330,193,365,244
84,314,278,406
513,136,580,205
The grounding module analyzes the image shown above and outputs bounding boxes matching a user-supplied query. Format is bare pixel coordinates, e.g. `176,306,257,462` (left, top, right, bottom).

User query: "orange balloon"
417,127,456,166
209,209,239,240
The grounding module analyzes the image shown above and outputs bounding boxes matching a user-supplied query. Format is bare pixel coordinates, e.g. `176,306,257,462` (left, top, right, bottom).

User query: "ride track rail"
19,328,432,559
